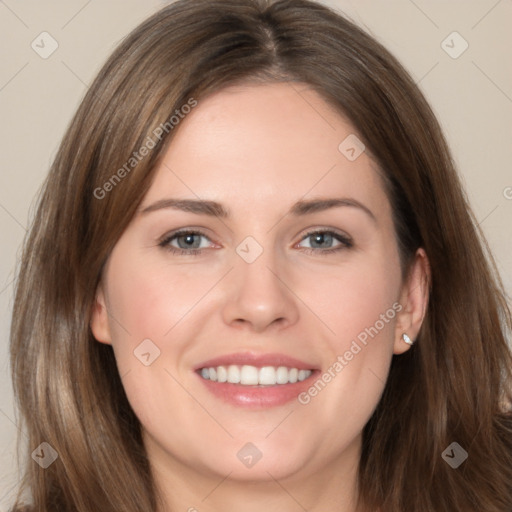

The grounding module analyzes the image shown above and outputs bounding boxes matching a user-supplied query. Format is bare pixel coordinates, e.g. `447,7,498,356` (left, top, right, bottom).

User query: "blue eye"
158,228,353,256
297,230,353,255
159,229,212,256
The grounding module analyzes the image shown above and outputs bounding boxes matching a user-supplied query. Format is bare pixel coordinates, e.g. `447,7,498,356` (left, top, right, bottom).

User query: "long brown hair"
10,0,512,510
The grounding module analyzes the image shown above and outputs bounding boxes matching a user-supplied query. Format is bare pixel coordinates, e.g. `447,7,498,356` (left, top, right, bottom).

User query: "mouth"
194,353,318,408
198,364,312,386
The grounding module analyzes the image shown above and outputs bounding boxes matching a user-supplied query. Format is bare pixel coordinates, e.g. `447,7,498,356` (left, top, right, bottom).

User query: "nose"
221,245,300,333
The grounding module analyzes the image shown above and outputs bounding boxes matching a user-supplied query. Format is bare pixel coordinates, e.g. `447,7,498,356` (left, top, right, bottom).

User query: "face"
91,82,428,491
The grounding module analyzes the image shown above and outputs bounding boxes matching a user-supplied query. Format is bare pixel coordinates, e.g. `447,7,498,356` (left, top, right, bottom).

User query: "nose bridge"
236,242,279,294
221,233,299,331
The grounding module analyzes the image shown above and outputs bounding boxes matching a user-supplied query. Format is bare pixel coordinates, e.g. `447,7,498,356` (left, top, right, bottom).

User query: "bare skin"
91,82,429,512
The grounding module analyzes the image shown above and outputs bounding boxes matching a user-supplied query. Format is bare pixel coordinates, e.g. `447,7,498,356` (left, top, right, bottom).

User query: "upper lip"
194,352,318,371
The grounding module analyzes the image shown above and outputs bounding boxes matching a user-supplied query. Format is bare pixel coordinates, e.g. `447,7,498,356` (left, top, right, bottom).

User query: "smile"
199,364,313,386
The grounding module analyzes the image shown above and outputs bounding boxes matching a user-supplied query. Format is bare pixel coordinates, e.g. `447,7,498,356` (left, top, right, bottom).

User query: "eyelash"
158,228,353,256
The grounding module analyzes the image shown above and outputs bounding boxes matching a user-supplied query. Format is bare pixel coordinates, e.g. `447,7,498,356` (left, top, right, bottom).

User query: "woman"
9,0,512,510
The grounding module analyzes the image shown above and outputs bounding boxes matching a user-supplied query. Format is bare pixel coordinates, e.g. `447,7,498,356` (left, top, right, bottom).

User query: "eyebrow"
139,197,376,223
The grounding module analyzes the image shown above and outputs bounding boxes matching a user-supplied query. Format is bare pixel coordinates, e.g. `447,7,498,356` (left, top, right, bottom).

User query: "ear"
90,284,112,345
393,247,431,355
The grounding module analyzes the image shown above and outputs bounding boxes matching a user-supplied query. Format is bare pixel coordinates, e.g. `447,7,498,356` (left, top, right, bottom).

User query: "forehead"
144,82,388,218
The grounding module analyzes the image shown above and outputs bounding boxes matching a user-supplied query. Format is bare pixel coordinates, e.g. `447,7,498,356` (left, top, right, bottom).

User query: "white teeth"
199,364,312,386
216,365,227,383
297,369,309,382
227,365,240,383
240,365,259,385
258,366,276,385
276,366,289,384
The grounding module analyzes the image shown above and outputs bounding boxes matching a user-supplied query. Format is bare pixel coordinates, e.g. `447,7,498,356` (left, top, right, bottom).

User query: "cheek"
296,239,402,413
304,245,402,352
333,266,400,348
101,249,215,429
104,246,217,348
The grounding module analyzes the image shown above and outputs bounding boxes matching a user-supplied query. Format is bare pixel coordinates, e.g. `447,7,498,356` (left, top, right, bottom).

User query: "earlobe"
393,248,431,355
90,286,112,345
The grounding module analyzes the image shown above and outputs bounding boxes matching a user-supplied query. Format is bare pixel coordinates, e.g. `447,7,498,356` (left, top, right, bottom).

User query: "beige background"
0,0,510,506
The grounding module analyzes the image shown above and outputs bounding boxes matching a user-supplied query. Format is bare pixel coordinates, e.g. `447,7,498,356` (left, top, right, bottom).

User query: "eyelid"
158,228,217,250
158,226,353,255
294,228,353,251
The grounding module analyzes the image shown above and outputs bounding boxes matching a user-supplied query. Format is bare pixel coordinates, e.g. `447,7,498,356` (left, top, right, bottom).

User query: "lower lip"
196,371,318,408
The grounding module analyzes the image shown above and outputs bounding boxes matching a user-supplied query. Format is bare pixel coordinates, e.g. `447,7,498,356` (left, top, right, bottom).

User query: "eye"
158,228,353,257
296,229,353,255
158,229,214,256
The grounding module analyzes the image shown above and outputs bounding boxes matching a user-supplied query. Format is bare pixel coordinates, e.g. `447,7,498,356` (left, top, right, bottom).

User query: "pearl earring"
402,333,414,345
